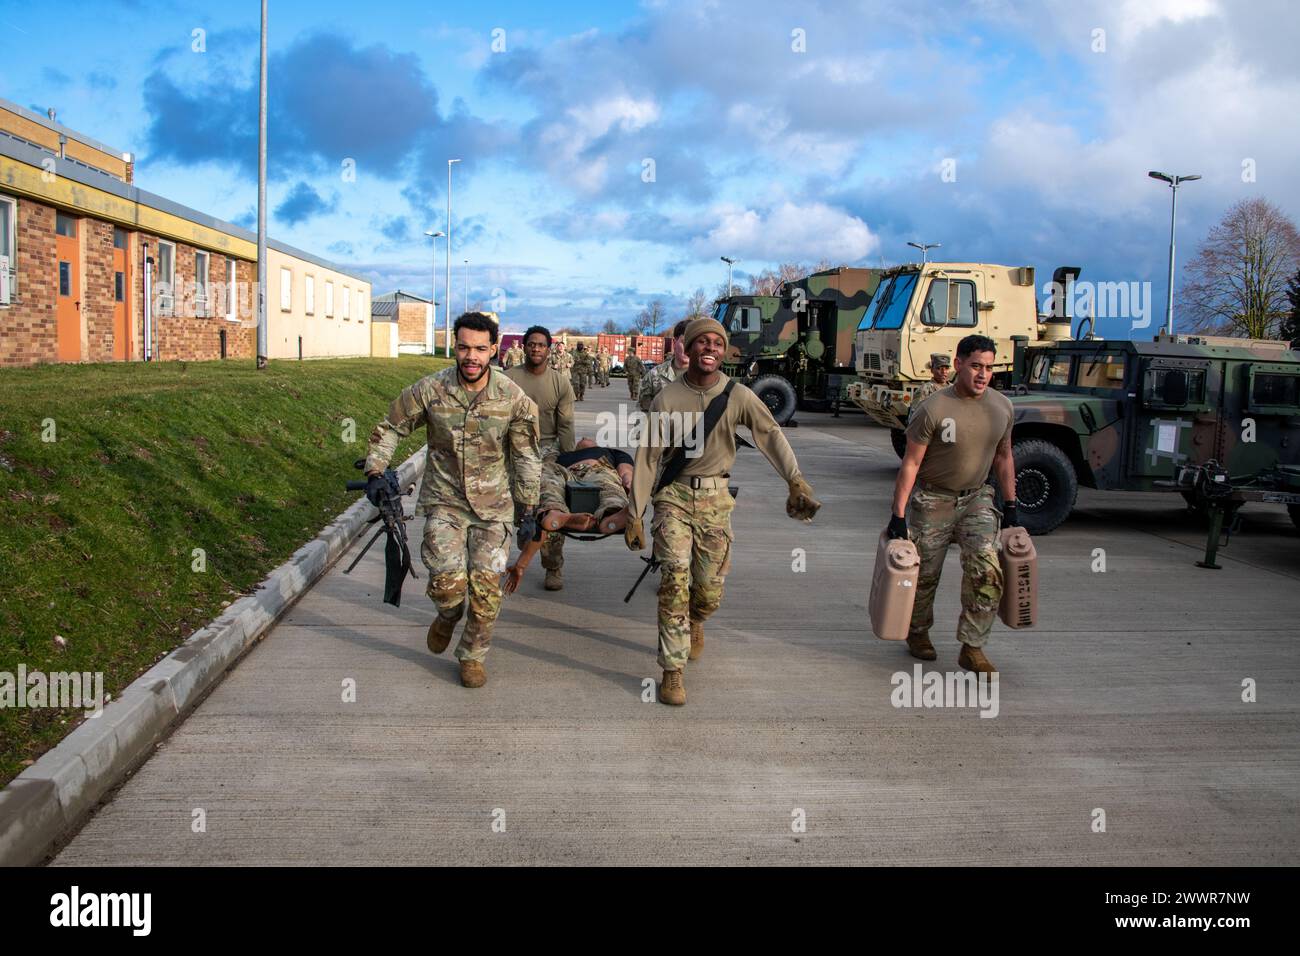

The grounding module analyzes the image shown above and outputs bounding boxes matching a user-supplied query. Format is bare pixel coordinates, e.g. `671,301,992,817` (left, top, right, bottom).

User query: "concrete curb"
0,448,427,866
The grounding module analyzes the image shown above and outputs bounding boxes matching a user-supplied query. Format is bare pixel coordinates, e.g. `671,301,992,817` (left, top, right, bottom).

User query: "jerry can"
998,527,1038,629
870,531,920,641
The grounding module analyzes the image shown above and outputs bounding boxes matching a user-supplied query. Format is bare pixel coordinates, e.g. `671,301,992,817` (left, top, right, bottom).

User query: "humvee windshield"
859,271,918,331
1029,351,1128,390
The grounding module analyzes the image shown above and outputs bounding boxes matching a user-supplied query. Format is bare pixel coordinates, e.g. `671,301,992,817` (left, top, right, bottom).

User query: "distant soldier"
598,348,612,386
571,343,594,401
911,353,952,411
364,312,541,689
505,325,577,591
625,352,643,399
503,342,525,369
887,334,1017,674
638,320,690,412
624,317,821,706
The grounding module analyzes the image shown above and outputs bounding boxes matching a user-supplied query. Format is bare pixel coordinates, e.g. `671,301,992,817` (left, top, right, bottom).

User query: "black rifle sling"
653,379,737,496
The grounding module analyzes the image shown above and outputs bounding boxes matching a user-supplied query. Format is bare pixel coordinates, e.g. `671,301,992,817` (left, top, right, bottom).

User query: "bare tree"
601,318,619,334
685,287,710,321
635,300,666,335
1182,198,1300,339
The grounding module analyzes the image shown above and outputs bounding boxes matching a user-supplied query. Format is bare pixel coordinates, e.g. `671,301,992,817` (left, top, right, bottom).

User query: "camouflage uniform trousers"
539,459,628,517
627,371,641,399
906,483,1002,648
422,504,512,663
651,481,734,670
571,371,586,401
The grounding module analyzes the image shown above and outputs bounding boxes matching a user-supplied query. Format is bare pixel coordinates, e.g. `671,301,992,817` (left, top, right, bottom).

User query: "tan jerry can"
870,531,921,641
998,527,1038,629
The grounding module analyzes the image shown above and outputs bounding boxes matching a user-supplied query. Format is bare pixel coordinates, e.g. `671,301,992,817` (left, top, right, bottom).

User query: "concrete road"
55,384,1300,865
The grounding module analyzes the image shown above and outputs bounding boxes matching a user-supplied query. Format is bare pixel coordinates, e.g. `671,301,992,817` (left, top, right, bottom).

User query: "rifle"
344,458,418,606
623,555,660,603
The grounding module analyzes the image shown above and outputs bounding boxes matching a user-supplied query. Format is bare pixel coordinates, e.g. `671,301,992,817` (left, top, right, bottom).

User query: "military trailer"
1004,333,1300,544
847,263,1077,452
713,267,881,424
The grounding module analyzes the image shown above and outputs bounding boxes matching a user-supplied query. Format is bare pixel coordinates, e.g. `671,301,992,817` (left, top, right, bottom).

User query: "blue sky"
2,0,1298,335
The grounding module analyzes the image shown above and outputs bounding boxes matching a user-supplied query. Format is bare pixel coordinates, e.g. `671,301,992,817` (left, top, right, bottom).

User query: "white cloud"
696,201,880,263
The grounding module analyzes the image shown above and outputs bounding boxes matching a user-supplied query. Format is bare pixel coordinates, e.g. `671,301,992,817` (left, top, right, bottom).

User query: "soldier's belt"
673,474,730,490
917,480,990,498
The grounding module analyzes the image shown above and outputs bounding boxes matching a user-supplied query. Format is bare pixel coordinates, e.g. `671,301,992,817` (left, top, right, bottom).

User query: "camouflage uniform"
652,480,733,670
906,484,1002,649
502,344,524,369
638,358,682,412
571,350,594,401
540,456,628,517
625,354,643,399
365,366,541,662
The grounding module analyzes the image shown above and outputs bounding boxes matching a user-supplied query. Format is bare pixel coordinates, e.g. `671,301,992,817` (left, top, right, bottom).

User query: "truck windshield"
863,272,918,331
713,302,729,323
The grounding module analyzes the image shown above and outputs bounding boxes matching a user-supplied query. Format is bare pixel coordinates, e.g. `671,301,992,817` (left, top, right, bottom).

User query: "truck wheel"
1012,439,1078,535
890,428,908,459
753,375,798,425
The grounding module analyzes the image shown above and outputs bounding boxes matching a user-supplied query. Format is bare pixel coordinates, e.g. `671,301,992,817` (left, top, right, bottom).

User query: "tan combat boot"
460,660,487,688
958,645,997,674
544,567,563,591
659,669,686,706
688,620,705,661
906,633,937,661
427,607,462,655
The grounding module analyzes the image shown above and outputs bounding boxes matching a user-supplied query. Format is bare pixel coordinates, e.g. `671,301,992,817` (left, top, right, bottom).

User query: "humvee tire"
890,428,908,459
1012,439,1078,535
753,375,798,426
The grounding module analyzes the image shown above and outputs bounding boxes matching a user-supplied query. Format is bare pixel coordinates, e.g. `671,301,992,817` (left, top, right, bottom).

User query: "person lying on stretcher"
503,439,634,594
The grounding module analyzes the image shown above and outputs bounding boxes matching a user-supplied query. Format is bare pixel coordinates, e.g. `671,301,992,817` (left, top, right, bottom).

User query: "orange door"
112,240,130,360
55,219,80,362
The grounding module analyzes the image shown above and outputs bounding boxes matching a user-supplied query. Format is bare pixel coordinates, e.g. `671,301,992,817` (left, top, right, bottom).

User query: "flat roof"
0,96,129,161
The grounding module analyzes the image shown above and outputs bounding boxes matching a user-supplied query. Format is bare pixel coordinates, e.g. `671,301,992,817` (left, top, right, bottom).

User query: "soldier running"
504,325,577,591
625,352,643,399
887,333,1017,673
571,343,593,401
624,317,821,706
364,312,542,689
638,320,690,412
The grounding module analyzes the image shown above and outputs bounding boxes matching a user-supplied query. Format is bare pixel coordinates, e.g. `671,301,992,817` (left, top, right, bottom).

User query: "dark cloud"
275,181,337,226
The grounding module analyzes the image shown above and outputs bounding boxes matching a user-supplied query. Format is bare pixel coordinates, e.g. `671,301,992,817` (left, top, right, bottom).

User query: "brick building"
372,290,433,354
0,99,372,367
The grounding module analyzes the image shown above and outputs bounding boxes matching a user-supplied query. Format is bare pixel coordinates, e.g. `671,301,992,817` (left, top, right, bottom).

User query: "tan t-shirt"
905,385,1013,491
504,365,576,452
629,372,802,516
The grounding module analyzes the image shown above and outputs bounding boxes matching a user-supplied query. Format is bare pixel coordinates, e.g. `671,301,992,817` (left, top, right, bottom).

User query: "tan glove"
625,515,646,551
786,476,821,522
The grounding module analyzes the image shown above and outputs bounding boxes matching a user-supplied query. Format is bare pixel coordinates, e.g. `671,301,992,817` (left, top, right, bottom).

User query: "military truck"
713,267,881,424
847,263,1077,453
1004,333,1300,542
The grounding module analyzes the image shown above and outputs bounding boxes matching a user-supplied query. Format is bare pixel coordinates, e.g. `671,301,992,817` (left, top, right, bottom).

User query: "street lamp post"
1148,171,1201,337
445,158,461,357
424,229,444,354
907,241,940,265
720,256,736,296
255,0,268,369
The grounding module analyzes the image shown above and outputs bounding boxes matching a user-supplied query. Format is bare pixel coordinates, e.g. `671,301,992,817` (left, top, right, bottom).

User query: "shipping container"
631,335,665,362
597,333,629,364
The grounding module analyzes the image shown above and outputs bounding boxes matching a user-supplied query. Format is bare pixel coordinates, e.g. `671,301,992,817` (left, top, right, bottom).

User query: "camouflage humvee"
713,267,881,424
1006,332,1300,536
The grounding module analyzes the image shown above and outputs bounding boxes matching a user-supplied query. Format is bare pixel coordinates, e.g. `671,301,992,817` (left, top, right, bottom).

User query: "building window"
305,274,315,315
113,226,128,250
343,285,351,320
226,259,237,321
0,195,15,301
115,271,125,302
280,267,292,311
59,261,71,296
325,280,334,318
55,212,77,238
195,250,209,316
156,240,175,314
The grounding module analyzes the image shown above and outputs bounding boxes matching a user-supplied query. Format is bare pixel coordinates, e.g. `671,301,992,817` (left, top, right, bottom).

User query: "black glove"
886,514,909,540
1001,500,1019,529
365,473,388,507
516,509,540,551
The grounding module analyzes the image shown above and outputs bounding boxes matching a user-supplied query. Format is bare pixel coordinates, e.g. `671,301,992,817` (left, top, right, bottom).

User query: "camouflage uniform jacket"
572,351,595,378
364,366,542,522
638,358,684,411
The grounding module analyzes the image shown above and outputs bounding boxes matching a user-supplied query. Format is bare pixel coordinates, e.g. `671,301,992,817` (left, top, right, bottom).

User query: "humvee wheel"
752,375,797,425
890,428,908,459
1012,439,1078,535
